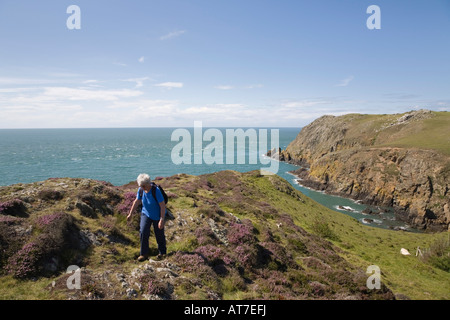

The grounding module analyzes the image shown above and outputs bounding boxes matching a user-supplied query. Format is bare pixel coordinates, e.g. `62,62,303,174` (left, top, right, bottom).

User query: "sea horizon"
0,126,413,231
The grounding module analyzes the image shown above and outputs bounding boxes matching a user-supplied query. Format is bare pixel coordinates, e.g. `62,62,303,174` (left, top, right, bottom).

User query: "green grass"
1,172,448,300
244,173,450,300
380,112,450,155
0,275,58,299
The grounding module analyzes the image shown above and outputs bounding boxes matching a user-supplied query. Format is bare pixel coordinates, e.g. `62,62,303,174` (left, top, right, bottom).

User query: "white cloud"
245,84,264,89
160,30,186,40
214,85,233,90
83,80,99,84
335,76,354,87
47,72,83,78
0,77,56,85
154,82,184,89
138,56,145,63
123,77,150,88
282,99,332,109
0,87,39,93
40,87,143,101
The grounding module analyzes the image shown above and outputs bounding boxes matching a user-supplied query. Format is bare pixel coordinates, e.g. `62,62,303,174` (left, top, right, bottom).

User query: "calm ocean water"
0,127,411,231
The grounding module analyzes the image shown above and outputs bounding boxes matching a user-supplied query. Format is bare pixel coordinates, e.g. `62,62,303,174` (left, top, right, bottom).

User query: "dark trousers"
140,213,166,256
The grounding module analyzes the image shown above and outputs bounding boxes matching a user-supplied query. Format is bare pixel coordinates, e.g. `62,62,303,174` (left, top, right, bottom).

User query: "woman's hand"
158,218,165,230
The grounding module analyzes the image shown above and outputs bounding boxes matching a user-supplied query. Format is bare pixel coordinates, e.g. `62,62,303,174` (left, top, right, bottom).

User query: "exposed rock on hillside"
275,110,450,231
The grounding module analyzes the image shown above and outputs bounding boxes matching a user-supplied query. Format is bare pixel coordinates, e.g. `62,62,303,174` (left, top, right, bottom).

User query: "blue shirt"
137,186,165,220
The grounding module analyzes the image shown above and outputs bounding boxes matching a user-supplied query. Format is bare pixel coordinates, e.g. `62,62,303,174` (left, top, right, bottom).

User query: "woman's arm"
158,201,166,229
127,198,142,221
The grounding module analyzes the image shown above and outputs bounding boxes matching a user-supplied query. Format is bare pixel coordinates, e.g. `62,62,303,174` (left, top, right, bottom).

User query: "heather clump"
116,191,137,216
256,269,293,299
6,241,42,278
194,245,233,275
35,212,66,228
173,252,217,284
233,244,258,270
37,189,64,201
194,226,217,246
0,199,26,216
139,273,170,298
227,220,256,246
7,212,79,279
0,215,22,225
260,241,297,270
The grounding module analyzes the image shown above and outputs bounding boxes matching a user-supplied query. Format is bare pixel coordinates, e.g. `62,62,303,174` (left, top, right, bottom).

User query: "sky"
0,0,449,128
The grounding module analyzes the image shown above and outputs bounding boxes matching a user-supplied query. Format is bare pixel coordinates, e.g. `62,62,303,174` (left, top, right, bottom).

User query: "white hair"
136,173,151,187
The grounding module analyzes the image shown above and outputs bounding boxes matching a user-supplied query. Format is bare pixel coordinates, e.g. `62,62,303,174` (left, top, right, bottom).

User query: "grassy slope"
380,112,450,155
338,111,450,155
0,173,448,300
243,174,449,300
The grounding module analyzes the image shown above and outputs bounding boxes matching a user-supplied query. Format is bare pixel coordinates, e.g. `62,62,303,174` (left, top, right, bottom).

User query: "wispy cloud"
138,56,145,63
245,84,264,89
214,85,233,90
123,77,150,88
282,99,332,108
0,77,57,86
155,82,183,89
160,30,186,40
335,75,354,87
113,61,127,67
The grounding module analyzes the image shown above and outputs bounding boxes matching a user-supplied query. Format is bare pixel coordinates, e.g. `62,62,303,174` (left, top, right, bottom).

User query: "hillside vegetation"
0,171,448,300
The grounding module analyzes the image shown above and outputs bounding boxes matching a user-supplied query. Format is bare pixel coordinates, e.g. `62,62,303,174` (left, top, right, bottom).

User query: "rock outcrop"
276,110,450,231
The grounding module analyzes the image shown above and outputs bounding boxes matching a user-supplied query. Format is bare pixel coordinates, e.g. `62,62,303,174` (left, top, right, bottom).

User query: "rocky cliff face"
276,110,450,231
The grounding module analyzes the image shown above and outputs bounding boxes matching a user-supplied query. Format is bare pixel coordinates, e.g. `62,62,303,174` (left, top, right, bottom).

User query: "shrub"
0,199,25,216
174,252,207,274
258,269,291,298
147,278,168,296
197,204,225,220
194,226,217,246
311,218,339,241
227,220,255,246
116,191,137,215
0,215,22,224
35,212,66,228
173,252,217,283
37,189,64,201
6,241,42,278
421,237,450,272
195,245,233,267
260,241,296,270
7,212,77,278
234,244,257,269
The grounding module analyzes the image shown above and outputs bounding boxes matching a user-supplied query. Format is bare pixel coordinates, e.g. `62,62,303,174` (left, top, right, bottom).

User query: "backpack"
151,182,168,205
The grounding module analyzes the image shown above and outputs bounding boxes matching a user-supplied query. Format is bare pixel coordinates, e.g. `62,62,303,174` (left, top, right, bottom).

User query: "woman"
127,173,166,261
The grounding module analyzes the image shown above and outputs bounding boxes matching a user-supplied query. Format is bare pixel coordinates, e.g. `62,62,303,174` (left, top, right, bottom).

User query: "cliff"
274,110,450,231
0,170,448,300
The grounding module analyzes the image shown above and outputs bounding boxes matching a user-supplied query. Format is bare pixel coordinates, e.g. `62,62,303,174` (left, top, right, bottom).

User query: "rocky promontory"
273,110,450,231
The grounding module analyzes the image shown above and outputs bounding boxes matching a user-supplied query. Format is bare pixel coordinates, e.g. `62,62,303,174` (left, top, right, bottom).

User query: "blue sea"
0,127,411,231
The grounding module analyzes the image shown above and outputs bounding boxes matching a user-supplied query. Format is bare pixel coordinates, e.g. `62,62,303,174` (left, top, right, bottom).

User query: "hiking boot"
155,254,166,261
137,255,148,262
